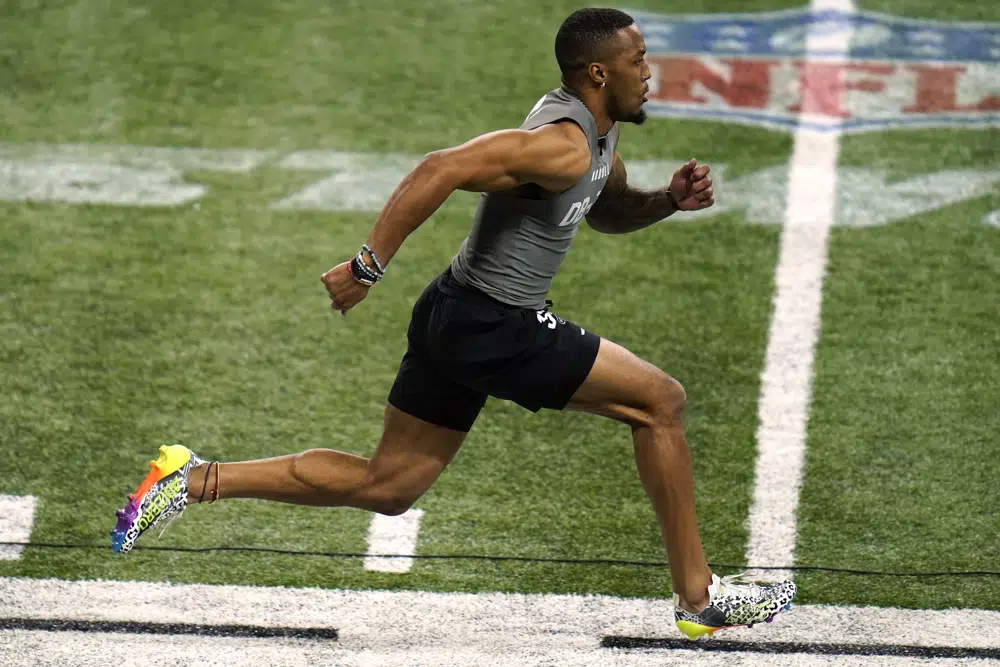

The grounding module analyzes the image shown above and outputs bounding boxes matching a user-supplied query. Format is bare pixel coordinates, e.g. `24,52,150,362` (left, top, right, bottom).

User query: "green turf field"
1,0,998,613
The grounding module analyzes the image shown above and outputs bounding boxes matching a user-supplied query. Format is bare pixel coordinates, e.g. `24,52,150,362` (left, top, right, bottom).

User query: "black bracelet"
349,254,380,286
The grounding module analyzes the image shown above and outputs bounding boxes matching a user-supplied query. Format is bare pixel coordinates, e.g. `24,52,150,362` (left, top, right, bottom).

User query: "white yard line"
745,0,855,579
1,578,999,666
363,508,424,573
0,496,37,561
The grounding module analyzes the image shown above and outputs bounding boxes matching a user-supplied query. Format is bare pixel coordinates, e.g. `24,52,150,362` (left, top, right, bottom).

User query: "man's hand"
321,262,370,315
668,159,714,211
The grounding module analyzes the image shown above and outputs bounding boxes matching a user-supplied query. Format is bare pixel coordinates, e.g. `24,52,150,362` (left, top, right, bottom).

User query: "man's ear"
588,63,608,87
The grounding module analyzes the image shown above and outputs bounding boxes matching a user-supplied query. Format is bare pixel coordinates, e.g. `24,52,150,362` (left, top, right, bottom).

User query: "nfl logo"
633,7,1000,133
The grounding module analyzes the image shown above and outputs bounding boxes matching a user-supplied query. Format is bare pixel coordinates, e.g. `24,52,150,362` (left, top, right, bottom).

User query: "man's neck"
562,82,615,137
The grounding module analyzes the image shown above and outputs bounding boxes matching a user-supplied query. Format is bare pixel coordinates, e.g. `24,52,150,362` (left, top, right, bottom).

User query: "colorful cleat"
109,444,205,554
674,571,797,640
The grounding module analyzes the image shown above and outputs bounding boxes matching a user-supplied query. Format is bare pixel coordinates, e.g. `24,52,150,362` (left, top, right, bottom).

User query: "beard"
610,94,648,125
624,107,648,125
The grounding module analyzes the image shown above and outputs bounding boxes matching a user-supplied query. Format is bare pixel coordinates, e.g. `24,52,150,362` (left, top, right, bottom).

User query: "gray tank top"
449,85,620,309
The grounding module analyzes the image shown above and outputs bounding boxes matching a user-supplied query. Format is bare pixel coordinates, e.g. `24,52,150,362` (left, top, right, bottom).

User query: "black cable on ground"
2,541,999,577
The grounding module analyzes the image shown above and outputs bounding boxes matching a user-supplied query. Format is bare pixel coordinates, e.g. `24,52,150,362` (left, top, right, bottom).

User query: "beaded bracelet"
356,251,382,281
349,253,381,286
361,243,386,275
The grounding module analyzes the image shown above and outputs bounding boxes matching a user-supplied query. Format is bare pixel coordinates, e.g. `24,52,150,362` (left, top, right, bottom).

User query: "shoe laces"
716,570,764,598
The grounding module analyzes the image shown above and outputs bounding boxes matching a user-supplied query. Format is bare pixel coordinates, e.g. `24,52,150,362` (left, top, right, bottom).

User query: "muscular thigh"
565,338,676,426
367,404,468,493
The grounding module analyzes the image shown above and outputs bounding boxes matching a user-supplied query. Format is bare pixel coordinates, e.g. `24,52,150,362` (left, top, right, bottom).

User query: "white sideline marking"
0,496,37,561
2,636,997,667
1,632,312,667
2,577,1000,666
364,508,424,573
745,0,854,580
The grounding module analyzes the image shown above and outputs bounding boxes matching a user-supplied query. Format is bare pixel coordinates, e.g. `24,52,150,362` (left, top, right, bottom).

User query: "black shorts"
387,269,601,432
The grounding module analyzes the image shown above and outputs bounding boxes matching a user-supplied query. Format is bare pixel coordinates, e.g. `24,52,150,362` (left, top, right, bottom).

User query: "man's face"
606,24,651,125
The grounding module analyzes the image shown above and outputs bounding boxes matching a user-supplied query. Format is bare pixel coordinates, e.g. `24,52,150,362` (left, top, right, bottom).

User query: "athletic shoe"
674,571,797,640
109,444,205,554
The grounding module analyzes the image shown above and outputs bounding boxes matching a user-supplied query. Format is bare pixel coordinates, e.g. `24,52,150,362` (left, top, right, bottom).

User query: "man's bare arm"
586,155,715,234
585,155,679,234
365,123,591,267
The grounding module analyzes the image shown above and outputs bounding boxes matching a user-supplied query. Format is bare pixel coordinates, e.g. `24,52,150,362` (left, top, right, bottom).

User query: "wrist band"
361,244,386,275
346,243,385,287
348,255,374,286
349,253,380,286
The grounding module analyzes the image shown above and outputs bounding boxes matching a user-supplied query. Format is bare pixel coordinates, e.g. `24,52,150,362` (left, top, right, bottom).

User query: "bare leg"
567,339,712,612
187,404,467,515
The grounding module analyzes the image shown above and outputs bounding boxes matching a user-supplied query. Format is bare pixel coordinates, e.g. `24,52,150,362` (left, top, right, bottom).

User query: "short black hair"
554,8,635,79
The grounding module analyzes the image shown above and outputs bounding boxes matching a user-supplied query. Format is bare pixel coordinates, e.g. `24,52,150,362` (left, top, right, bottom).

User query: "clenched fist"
321,262,371,315
669,159,714,211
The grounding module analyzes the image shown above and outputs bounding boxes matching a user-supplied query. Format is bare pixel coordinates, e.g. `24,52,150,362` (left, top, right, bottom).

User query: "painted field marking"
746,0,854,580
0,496,37,561
364,508,424,573
1,577,999,666
0,142,997,223
0,144,274,172
271,150,417,212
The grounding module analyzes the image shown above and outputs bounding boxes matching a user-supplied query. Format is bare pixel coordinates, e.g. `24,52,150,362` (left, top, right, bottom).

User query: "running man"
111,8,796,640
